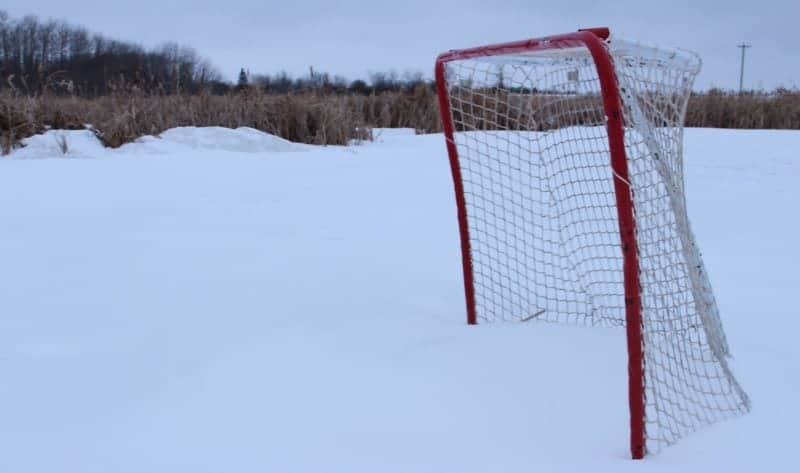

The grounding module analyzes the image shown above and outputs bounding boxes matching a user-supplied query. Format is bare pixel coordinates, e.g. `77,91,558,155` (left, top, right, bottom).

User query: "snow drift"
10,126,304,160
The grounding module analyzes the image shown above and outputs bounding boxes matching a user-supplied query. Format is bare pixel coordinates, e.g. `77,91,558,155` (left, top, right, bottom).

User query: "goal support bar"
435,28,647,459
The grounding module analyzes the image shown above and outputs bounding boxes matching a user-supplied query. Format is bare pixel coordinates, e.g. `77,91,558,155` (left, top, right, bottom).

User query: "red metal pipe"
434,27,646,458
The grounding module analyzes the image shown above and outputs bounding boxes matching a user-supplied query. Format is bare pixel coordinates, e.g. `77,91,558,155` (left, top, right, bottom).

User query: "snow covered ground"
0,127,797,472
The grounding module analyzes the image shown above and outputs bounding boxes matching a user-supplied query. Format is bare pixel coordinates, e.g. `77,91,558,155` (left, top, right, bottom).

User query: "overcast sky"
4,0,798,90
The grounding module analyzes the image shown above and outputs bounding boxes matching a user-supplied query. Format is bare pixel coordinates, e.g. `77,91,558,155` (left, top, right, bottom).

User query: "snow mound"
11,129,106,159
370,128,417,144
154,126,304,153
5,127,305,159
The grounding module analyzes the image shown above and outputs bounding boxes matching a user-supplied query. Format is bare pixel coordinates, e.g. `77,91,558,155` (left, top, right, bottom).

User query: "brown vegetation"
0,83,440,153
1,86,798,156
686,89,800,129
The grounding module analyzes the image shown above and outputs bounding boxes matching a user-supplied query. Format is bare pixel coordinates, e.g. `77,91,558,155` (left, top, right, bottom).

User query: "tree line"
0,11,224,96
247,69,432,95
0,11,435,97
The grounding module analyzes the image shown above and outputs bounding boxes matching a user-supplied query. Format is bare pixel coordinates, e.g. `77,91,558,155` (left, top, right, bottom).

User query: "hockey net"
437,35,750,455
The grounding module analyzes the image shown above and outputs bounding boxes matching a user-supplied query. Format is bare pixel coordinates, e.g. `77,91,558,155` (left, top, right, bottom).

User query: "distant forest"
0,10,430,96
0,11,224,95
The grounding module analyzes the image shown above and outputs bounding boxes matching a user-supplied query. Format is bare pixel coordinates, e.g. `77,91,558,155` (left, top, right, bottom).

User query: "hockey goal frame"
434,27,648,459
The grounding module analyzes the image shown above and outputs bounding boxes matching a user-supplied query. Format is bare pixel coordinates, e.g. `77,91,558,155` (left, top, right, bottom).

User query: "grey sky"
4,0,798,90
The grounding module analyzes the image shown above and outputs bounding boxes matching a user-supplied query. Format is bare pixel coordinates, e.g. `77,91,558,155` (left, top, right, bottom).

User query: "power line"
737,43,752,94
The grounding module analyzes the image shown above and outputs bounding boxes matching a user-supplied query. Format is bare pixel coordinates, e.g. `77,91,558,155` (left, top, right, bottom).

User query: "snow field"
0,127,797,472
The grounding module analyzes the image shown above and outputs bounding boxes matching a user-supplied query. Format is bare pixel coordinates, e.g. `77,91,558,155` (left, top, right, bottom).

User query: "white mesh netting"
440,38,750,454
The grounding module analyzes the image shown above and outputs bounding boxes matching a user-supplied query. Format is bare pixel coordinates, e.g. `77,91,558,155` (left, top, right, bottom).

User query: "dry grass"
1,86,798,155
0,84,440,153
686,89,800,129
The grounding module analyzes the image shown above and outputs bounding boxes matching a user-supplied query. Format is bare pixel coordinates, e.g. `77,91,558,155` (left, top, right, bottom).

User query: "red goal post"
434,27,749,459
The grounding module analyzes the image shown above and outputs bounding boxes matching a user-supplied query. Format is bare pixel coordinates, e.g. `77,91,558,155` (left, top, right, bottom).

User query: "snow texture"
0,127,797,472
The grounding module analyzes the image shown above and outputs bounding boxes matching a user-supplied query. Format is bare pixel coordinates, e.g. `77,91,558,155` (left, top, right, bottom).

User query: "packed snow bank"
370,127,418,143
7,126,305,159
0,128,797,473
151,127,304,153
11,129,107,159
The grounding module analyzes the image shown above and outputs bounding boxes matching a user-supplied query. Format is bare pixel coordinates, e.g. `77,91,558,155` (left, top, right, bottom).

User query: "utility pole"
737,43,751,94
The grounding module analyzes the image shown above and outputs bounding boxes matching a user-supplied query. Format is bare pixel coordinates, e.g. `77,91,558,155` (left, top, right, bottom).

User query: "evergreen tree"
236,68,249,91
